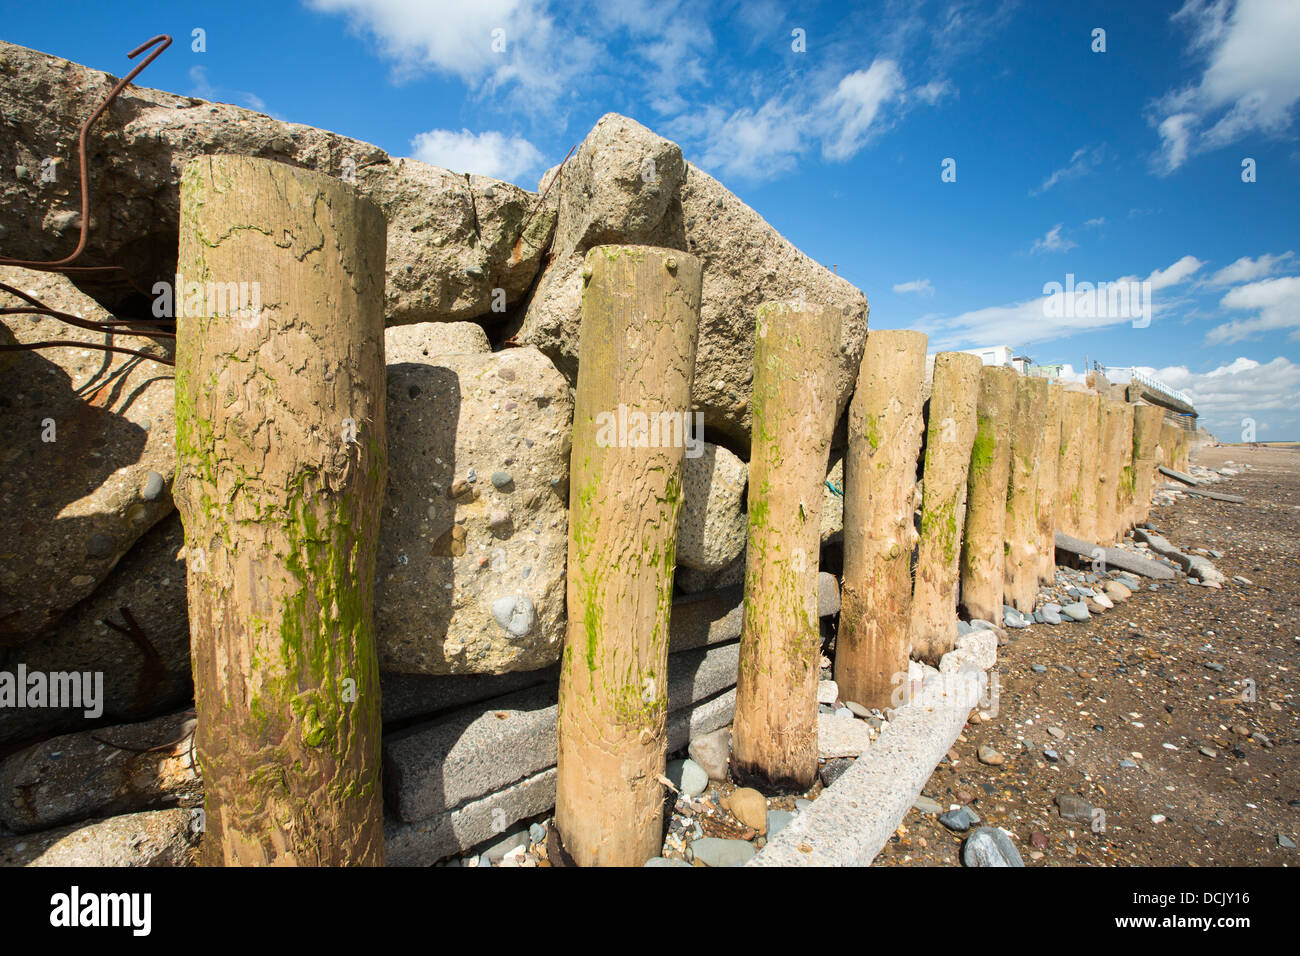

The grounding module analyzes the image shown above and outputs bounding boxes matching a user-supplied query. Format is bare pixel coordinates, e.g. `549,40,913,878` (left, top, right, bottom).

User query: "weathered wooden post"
910,351,981,665
732,301,842,792
554,246,702,867
836,330,927,710
1055,390,1089,538
1004,376,1047,612
174,156,387,865
958,365,1016,623
1096,399,1126,544
1075,392,1102,542
1131,404,1165,525
1036,384,1063,584
1164,426,1185,470
1115,403,1136,535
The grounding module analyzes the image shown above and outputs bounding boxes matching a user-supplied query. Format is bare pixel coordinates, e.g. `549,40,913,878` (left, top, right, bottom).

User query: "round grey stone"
490,594,536,638
86,533,115,559
141,470,166,501
666,758,708,798
962,827,1025,867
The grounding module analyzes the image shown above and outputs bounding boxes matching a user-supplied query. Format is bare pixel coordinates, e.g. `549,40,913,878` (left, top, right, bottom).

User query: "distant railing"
1129,368,1192,408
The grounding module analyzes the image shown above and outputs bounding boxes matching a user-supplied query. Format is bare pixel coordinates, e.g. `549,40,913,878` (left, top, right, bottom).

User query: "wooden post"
1131,404,1164,525
1075,392,1102,542
732,301,842,792
958,365,1016,623
1003,376,1047,612
1055,390,1089,539
1096,399,1125,545
910,351,981,665
554,245,702,867
1036,384,1063,584
174,156,387,865
835,330,927,710
1115,403,1136,535
1175,428,1190,471
1158,422,1178,468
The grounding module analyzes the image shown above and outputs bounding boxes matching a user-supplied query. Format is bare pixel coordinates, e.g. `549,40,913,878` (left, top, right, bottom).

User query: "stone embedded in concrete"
378,347,572,675
675,554,745,594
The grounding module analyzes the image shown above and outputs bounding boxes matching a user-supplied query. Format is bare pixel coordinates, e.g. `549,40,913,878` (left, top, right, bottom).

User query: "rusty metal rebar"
0,35,175,366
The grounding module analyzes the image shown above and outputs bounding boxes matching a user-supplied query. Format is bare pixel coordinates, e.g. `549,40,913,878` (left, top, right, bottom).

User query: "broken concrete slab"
1158,465,1199,486
383,641,741,823
1054,531,1177,580
0,709,199,832
818,713,874,758
1174,485,1245,504
1132,528,1224,584
383,768,557,867
752,659,984,866
8,808,199,867
382,687,736,865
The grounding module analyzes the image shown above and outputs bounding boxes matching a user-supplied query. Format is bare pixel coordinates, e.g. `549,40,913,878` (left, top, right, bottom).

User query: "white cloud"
1084,217,1107,228
1150,356,1300,438
1152,0,1300,172
1154,112,1197,174
691,98,806,181
893,279,934,296
685,51,951,181
821,59,908,161
1205,251,1296,285
918,255,1203,349
912,79,954,104
1206,275,1300,342
1147,254,1205,290
307,0,597,101
1031,224,1077,254
1033,145,1104,195
409,128,543,181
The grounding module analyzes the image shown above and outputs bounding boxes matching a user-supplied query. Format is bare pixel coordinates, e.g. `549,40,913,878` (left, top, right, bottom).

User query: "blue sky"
4,0,1298,438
